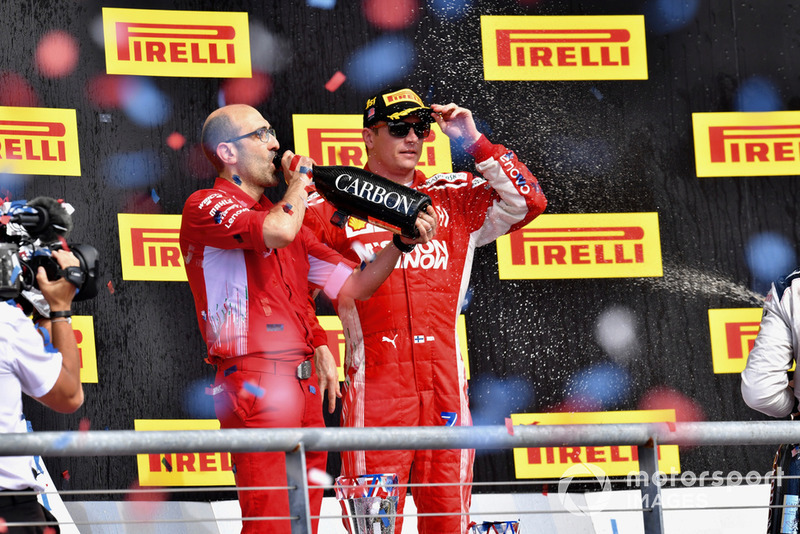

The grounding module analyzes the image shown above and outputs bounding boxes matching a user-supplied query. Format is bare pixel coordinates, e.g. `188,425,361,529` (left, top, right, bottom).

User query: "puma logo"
381,334,398,348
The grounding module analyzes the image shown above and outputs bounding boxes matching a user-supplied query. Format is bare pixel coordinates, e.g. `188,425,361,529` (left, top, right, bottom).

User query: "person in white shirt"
0,249,84,533
741,268,800,417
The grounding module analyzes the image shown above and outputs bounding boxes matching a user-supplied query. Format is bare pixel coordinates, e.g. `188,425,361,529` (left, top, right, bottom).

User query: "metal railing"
0,420,796,533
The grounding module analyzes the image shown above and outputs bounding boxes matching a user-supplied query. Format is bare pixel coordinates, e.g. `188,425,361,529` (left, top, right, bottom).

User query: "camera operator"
1,248,84,533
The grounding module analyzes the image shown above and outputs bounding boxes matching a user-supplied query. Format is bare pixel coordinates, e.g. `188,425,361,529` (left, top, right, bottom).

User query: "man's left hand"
314,345,341,413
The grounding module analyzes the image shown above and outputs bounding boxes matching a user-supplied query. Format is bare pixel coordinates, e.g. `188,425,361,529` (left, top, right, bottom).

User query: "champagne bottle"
311,165,432,239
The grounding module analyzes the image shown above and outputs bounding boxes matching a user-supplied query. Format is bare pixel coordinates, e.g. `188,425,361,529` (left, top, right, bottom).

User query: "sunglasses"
375,121,431,139
225,126,276,144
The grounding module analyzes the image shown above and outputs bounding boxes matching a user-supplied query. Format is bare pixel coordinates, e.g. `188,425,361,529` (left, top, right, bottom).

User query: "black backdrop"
2,0,797,498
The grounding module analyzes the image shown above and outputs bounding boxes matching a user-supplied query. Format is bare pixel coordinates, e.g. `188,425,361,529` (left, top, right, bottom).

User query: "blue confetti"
120,77,172,127
379,507,390,527
53,433,74,449
266,324,284,331
440,411,457,427
735,76,783,112
307,0,336,8
243,381,265,398
429,0,472,21
644,0,700,34
151,188,160,203
345,36,417,92
214,212,222,224
232,174,242,185
309,385,316,394
103,150,161,189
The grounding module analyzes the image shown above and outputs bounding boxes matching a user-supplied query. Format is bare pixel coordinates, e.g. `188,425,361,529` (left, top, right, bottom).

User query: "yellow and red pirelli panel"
118,214,185,281
318,314,471,381
707,308,773,374
135,419,234,486
0,106,80,176
292,114,453,176
693,111,800,177
481,15,648,81
511,410,680,479
73,316,98,384
496,213,663,279
102,7,251,78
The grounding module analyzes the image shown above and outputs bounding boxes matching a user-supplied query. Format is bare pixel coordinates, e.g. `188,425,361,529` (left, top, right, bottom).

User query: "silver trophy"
335,473,399,534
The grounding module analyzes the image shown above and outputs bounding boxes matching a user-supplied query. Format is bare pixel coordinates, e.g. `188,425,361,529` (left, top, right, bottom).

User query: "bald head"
201,104,258,172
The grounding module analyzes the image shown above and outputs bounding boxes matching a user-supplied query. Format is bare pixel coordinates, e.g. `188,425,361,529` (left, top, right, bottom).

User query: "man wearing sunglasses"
304,87,547,533
179,104,437,534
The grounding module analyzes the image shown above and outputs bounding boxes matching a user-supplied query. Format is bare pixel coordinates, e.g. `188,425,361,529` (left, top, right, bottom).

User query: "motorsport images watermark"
556,463,778,515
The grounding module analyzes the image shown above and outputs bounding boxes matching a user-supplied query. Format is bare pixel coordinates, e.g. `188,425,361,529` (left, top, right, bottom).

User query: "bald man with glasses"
179,104,437,534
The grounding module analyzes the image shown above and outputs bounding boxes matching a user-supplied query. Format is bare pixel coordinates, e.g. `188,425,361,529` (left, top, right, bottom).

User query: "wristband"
393,234,416,254
51,317,72,325
50,310,72,318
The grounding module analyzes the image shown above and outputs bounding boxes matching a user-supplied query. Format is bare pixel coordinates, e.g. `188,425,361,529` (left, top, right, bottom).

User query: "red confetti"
325,71,346,92
638,386,705,422
0,71,39,107
79,418,91,432
106,280,115,294
44,528,56,534
667,421,676,432
542,483,548,496
505,417,514,435
61,470,70,481
282,203,294,215
35,31,79,78
363,0,420,30
220,70,272,106
166,132,186,150
86,74,126,109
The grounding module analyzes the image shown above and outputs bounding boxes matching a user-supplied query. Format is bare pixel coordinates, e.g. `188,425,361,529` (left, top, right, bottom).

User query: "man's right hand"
281,151,315,189
37,249,80,313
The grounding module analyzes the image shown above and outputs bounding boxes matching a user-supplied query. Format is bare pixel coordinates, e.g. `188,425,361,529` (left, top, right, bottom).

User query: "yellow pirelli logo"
102,7,251,78
317,314,471,381
496,213,663,279
707,308,776,374
511,410,680,479
135,419,233,487
693,111,800,177
118,214,185,281
0,106,80,176
481,15,648,81
73,316,98,383
292,114,453,176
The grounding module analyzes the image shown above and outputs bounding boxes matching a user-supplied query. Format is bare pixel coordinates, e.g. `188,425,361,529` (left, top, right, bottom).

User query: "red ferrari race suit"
304,135,546,533
181,178,355,533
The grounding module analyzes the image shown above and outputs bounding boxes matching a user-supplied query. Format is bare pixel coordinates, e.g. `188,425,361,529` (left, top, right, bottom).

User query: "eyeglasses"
374,121,431,139
225,126,275,144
